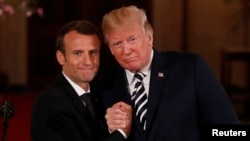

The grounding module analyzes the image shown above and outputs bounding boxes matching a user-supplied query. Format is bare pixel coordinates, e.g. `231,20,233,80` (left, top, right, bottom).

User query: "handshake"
105,102,132,137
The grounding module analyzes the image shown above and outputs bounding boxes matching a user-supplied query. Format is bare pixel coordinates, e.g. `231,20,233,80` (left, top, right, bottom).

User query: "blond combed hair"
102,5,153,43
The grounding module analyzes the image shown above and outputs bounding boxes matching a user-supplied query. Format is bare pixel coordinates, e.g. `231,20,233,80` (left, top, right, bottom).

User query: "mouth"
123,57,137,63
78,67,94,71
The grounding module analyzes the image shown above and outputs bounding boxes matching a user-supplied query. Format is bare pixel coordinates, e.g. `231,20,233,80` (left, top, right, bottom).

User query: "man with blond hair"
93,5,239,141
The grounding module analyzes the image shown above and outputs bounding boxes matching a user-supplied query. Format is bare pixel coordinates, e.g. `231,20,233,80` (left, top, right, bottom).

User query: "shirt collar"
126,49,153,85
62,72,90,96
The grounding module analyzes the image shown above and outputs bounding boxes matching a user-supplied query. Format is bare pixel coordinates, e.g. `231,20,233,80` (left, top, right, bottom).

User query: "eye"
89,49,99,56
111,41,122,48
73,50,82,56
128,37,137,44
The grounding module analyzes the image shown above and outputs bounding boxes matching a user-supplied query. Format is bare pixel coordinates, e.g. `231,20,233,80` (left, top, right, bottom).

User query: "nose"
83,53,91,65
122,42,132,55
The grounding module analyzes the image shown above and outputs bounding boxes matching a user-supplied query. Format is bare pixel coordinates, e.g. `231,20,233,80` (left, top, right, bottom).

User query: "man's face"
105,24,153,72
57,30,100,89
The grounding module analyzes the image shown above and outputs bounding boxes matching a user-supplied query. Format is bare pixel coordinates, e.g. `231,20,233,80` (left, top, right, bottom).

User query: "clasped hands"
105,102,132,137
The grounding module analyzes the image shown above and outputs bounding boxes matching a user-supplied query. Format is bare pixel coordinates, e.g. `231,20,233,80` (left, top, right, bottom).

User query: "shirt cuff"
117,129,127,139
109,128,127,139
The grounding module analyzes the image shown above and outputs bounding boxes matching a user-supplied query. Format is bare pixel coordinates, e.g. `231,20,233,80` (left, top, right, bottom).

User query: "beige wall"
153,0,183,52
188,0,226,79
152,0,249,87
0,0,249,88
0,12,27,86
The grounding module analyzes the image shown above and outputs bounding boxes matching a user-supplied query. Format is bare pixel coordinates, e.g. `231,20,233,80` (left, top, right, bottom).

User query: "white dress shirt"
126,50,153,96
63,72,127,138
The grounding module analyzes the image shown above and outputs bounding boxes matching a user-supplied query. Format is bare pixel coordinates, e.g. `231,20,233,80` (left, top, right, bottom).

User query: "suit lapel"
56,73,89,117
58,73,105,136
113,68,132,104
146,50,169,131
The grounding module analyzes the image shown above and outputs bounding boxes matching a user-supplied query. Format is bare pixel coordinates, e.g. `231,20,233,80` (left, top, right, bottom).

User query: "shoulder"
155,50,205,66
160,51,201,61
33,78,72,111
91,66,121,91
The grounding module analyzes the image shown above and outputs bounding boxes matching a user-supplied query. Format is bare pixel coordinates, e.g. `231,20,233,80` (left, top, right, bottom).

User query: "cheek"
69,58,79,66
92,57,100,65
111,49,122,58
114,52,123,60
96,59,100,67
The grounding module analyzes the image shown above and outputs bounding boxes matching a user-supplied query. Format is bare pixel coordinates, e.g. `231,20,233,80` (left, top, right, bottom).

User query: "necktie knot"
81,93,91,106
134,72,146,82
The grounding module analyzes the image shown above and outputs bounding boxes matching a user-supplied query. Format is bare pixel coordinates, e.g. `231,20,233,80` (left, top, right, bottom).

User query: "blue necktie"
131,72,148,130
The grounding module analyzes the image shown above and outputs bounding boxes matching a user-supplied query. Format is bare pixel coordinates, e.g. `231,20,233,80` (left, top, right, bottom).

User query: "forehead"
64,31,100,49
106,24,144,40
65,30,98,41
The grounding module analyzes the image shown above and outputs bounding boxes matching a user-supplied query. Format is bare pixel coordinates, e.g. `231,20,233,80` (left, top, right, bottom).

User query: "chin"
81,75,94,81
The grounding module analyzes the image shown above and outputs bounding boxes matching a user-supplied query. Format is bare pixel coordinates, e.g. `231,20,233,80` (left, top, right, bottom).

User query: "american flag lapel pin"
158,72,164,78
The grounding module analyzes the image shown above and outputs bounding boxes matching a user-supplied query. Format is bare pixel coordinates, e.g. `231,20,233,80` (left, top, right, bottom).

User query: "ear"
56,50,66,65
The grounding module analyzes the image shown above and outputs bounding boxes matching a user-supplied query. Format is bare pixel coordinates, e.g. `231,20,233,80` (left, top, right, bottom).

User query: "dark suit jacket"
93,49,239,141
31,73,125,141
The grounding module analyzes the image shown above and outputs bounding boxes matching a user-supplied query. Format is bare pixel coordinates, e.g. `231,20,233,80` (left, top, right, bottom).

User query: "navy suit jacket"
31,73,125,141
93,49,239,141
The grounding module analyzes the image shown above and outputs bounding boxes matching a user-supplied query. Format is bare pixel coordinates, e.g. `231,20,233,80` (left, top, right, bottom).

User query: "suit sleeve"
194,55,239,124
31,94,126,141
